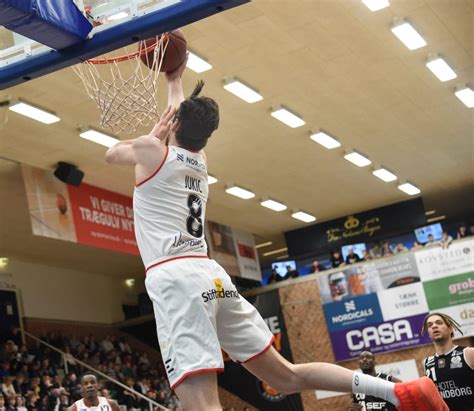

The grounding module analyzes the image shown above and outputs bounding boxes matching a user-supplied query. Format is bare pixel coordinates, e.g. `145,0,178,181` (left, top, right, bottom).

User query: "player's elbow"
105,148,116,164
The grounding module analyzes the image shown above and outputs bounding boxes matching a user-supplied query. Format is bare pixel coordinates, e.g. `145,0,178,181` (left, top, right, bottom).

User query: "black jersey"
424,345,474,411
352,373,397,411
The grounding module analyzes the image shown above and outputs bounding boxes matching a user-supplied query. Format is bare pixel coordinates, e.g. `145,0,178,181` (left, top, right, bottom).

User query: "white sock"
352,372,400,407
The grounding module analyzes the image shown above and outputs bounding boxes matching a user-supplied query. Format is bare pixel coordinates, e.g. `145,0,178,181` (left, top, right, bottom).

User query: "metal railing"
21,330,168,411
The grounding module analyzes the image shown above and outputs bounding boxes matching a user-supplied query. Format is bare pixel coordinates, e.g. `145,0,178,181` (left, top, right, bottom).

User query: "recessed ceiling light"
310,131,341,149
426,57,457,82
291,211,316,223
372,167,397,182
225,185,255,199
425,210,436,215
9,101,60,124
427,215,446,223
223,79,263,103
270,107,305,128
398,182,421,195
108,11,128,21
362,0,390,12
187,51,212,73
454,86,474,108
391,20,427,50
255,241,273,249
80,128,119,148
344,151,371,167
208,175,218,185
262,247,288,257
260,199,287,212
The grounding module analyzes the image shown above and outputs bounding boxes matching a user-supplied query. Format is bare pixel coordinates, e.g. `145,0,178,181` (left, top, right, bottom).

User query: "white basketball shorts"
144,256,274,390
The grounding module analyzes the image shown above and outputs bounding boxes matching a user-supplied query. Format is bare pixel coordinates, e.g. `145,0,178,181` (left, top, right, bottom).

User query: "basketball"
139,29,187,72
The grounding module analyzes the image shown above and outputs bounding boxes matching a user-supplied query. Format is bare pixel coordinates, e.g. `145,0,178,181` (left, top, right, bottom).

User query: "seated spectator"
369,243,382,259
283,265,299,280
394,243,408,254
5,396,15,411
15,396,27,411
0,395,5,411
362,250,371,261
424,234,437,247
439,231,453,249
411,241,423,250
381,241,393,256
330,251,345,268
470,224,474,237
309,260,325,274
456,224,468,239
2,377,16,397
345,249,361,265
267,269,282,284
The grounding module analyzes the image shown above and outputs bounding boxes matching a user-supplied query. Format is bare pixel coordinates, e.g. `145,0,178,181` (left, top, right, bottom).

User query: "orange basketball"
138,29,187,72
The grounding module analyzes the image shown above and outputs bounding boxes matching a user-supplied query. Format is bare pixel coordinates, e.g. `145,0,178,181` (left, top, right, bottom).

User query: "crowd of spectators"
0,333,181,411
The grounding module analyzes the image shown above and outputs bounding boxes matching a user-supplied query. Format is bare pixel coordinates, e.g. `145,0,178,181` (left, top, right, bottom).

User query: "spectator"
411,241,423,250
330,251,345,268
0,396,5,411
362,250,371,261
267,269,282,284
5,397,15,411
2,377,16,397
283,265,299,280
309,260,325,274
470,224,474,237
15,396,27,411
369,243,383,259
394,243,409,254
381,241,392,256
100,337,114,354
439,231,453,249
57,394,69,411
424,234,437,247
345,249,361,265
456,224,468,239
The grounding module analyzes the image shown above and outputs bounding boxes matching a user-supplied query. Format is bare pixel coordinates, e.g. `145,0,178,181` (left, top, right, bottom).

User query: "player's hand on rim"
150,105,176,141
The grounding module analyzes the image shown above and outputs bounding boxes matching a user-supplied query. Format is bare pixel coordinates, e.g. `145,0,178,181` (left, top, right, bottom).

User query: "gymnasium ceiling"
0,0,473,277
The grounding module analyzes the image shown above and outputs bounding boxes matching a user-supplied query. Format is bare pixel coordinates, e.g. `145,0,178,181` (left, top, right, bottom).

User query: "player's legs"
173,372,221,411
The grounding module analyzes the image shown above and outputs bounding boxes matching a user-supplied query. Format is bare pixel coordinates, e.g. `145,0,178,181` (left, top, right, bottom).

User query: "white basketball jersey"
74,396,110,411
133,145,209,270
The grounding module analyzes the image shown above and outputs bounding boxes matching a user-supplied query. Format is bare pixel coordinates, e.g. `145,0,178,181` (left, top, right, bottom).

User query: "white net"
73,36,169,134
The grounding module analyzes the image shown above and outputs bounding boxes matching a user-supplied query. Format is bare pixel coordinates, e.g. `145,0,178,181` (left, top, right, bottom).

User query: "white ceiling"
0,0,473,274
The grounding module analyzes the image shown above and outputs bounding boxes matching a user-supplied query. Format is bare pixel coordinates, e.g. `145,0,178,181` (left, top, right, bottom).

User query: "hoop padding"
73,36,169,134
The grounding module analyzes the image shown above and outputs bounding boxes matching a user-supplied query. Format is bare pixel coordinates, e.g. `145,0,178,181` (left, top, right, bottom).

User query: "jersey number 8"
187,194,203,237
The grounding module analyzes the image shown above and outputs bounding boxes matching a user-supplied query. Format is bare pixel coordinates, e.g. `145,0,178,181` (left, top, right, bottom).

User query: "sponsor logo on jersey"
346,319,413,350
171,232,203,249
177,153,184,162
186,156,206,171
202,279,239,302
450,355,462,369
437,380,473,399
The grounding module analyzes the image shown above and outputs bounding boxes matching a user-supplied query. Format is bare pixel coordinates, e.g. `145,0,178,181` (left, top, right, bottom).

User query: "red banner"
67,183,139,255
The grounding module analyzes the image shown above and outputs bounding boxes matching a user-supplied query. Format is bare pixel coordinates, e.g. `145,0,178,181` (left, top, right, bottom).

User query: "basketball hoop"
73,34,169,134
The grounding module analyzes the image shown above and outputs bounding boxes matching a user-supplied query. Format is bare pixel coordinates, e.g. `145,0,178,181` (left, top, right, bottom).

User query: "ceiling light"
362,0,390,12
262,247,288,257
225,185,255,199
372,167,397,182
425,210,436,215
391,20,427,50
80,128,119,148
186,51,212,73
223,79,263,103
398,182,421,195
208,175,218,185
0,257,8,268
427,215,446,223
260,199,287,212
277,254,290,260
255,241,272,249
454,86,474,108
344,151,371,167
291,211,316,223
426,57,457,82
108,11,128,21
271,107,305,128
310,131,341,149
9,101,60,124
125,278,135,287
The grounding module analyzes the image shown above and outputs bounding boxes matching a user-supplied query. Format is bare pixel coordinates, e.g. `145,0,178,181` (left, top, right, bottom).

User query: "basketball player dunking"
67,373,120,411
422,312,474,411
105,58,448,411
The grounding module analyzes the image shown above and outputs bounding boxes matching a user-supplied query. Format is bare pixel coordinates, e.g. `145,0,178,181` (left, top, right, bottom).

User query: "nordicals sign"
329,313,431,361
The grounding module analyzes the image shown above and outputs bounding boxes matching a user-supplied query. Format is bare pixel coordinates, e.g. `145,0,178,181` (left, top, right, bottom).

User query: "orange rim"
84,33,169,64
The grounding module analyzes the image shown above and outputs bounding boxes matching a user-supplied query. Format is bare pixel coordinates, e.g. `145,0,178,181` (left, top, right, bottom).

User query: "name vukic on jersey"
185,175,203,193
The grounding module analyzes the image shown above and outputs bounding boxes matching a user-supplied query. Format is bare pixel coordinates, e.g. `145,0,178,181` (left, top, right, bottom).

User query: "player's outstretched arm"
105,135,157,166
165,55,187,109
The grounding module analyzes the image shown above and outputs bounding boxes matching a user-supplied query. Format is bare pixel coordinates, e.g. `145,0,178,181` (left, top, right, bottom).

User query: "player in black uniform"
422,312,474,411
348,351,401,411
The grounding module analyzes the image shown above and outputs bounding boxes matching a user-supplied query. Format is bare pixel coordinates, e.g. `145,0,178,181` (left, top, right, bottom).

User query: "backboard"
0,0,248,90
